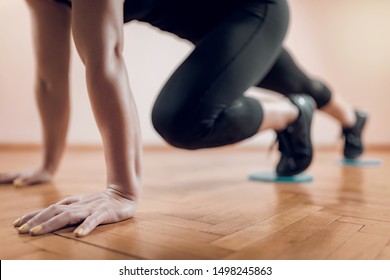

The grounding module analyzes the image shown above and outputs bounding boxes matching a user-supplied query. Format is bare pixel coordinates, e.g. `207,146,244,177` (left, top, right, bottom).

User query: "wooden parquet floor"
0,146,389,260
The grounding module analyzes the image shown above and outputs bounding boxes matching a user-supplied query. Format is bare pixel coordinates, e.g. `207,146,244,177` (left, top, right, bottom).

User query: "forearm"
71,0,142,200
86,56,142,200
27,0,72,175
35,79,70,174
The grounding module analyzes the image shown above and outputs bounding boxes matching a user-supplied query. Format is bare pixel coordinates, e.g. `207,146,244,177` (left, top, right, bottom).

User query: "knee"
151,105,203,150
307,80,332,109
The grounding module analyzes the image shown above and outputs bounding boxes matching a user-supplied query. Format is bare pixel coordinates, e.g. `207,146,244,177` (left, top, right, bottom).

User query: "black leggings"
257,48,332,108
151,0,331,150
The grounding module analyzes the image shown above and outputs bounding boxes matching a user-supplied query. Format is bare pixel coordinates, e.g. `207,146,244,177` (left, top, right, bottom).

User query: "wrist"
105,184,140,202
39,165,56,177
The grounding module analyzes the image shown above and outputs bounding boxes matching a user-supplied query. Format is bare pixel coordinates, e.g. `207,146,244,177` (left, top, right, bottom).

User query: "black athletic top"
53,0,262,42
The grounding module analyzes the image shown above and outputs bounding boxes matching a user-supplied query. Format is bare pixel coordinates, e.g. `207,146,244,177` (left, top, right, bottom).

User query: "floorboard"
0,147,389,259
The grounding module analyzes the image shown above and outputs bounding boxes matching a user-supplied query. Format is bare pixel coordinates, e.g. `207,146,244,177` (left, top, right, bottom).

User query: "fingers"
29,211,87,236
16,202,88,236
13,195,80,228
56,196,82,205
12,178,26,187
14,170,52,187
17,204,63,234
74,212,107,237
0,173,19,185
13,209,43,227
0,170,51,187
21,209,108,237
14,191,137,237
26,211,106,237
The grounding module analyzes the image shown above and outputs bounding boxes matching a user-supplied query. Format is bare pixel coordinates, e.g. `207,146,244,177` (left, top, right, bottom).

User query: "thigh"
152,0,290,125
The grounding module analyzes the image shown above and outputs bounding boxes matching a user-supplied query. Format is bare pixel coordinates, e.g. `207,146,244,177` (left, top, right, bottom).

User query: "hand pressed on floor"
0,168,52,187
13,188,137,237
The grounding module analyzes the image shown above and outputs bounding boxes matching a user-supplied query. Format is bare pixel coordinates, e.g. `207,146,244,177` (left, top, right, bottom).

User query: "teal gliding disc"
340,158,383,167
248,171,313,183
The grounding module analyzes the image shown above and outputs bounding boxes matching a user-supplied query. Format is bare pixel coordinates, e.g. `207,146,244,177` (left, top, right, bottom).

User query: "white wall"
1,0,389,147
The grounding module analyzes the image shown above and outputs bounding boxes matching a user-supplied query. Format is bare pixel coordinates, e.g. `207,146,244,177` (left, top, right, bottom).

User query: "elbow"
83,46,128,98
36,77,52,93
84,45,124,81
35,74,69,94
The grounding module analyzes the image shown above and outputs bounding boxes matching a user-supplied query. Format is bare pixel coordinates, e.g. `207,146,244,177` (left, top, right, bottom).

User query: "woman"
2,0,366,237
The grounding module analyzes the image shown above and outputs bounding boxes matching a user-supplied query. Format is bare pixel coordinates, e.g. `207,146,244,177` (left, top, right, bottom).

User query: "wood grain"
0,147,389,259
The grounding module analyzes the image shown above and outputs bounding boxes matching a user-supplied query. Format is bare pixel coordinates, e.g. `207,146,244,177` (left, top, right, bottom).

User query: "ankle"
341,109,356,128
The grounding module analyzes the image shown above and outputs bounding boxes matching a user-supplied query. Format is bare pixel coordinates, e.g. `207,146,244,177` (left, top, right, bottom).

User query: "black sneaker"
275,95,316,176
342,110,368,159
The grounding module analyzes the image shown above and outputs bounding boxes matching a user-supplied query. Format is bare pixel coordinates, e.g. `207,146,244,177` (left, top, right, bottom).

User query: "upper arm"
26,0,71,84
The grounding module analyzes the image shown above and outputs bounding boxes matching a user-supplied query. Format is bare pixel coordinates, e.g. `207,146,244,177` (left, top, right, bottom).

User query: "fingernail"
30,225,42,235
13,217,22,227
13,178,25,187
74,228,84,237
18,223,30,234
